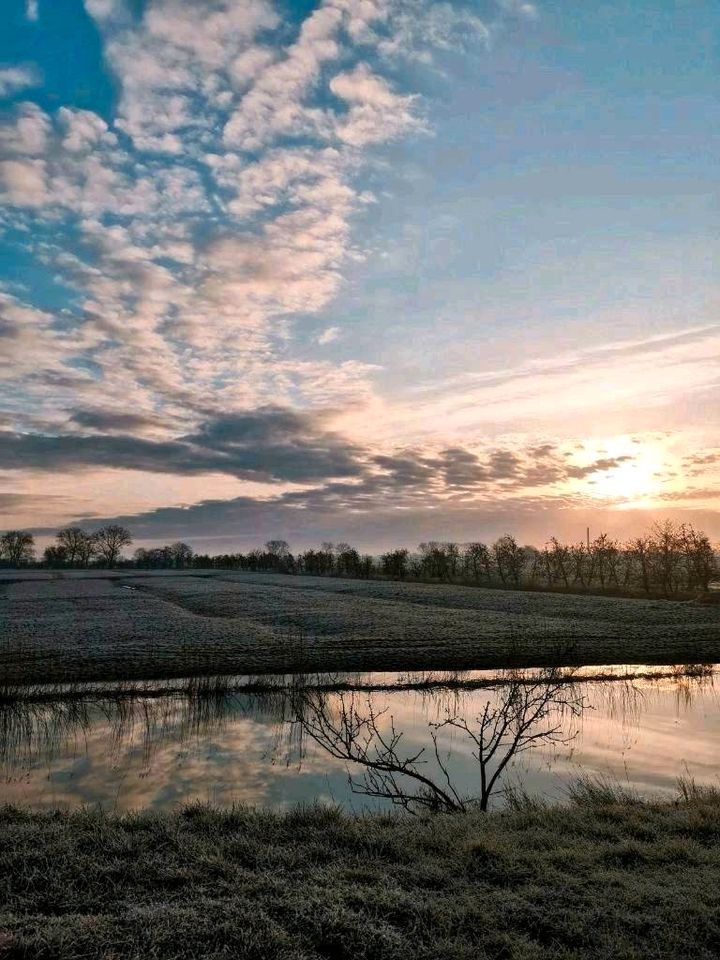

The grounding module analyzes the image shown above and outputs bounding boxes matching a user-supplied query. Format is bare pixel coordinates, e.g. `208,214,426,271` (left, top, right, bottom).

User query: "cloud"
69,409,163,433
0,157,48,206
91,0,279,152
331,63,423,146
1,0,466,437
496,0,539,21
0,102,51,155
1,0,593,544
383,325,720,441
375,2,491,62
0,406,366,483
0,64,41,97
25,0,39,21
56,482,709,553
59,107,117,152
318,326,341,345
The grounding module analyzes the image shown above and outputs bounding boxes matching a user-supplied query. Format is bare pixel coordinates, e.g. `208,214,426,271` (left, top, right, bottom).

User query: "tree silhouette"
93,525,132,567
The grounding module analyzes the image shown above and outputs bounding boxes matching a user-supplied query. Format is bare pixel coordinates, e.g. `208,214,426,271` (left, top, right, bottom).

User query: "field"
1,783,720,959
2,570,720,685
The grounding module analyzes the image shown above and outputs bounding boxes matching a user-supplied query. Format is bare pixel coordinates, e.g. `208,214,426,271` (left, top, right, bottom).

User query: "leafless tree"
43,544,68,567
492,535,525,587
381,548,409,579
77,531,97,567
290,669,585,814
678,523,716,592
462,542,492,583
265,540,291,558
170,542,194,568
93,525,132,567
55,527,94,567
0,530,35,565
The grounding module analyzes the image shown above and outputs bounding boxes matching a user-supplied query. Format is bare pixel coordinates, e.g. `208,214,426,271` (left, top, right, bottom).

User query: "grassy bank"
1,785,719,959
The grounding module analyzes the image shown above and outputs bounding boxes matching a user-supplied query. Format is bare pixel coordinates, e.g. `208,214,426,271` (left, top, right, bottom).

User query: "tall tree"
55,527,92,567
0,530,35,565
265,540,290,558
170,542,194,568
93,525,132,567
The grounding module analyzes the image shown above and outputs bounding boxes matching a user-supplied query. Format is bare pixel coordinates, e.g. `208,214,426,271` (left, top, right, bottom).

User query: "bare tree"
492,535,525,587
170,542,194,568
291,669,584,814
462,542,491,583
381,548,409,579
55,527,92,567
43,544,67,567
678,524,716,593
548,537,571,587
0,530,35,566
77,531,97,567
93,525,132,567
648,521,683,596
265,540,291,559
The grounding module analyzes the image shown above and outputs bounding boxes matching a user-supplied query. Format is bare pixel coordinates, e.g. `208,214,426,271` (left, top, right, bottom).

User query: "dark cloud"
46,488,583,551
683,450,720,475
70,409,162,432
50,484,714,554
565,456,633,479
371,453,438,488
0,406,366,484
437,448,489,489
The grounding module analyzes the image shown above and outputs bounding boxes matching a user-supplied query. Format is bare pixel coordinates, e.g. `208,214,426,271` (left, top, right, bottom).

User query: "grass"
1,783,719,959
3,571,720,686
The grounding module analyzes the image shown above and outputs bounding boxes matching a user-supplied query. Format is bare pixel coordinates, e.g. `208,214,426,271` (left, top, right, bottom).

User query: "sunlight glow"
577,440,667,505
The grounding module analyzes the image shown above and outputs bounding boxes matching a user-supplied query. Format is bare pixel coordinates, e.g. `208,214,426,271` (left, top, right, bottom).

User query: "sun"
574,439,667,505
589,458,660,503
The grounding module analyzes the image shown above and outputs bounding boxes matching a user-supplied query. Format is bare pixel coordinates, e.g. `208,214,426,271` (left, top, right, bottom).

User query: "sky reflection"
1,669,718,812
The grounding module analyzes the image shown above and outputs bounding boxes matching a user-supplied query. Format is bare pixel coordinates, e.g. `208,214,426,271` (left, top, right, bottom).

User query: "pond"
1,665,718,812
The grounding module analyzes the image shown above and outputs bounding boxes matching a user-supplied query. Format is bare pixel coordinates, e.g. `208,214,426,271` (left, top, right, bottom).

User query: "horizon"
2,0,719,550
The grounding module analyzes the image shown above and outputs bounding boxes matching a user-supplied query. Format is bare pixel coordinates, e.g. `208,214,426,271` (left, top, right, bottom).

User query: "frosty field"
2,570,719,684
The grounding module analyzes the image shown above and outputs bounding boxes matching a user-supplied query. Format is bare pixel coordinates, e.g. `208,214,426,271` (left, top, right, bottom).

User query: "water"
1,666,718,812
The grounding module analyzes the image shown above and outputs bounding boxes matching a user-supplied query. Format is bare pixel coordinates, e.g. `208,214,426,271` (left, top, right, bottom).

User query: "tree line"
0,525,133,568
189,523,717,596
1,520,717,597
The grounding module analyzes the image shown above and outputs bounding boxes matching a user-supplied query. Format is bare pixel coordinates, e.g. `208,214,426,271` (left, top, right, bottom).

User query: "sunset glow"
1,0,718,550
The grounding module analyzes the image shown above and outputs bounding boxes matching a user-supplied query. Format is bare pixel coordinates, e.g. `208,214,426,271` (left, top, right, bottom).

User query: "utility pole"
586,527,590,551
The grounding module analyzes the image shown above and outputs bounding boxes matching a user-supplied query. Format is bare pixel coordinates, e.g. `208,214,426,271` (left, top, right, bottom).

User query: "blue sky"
1,0,718,551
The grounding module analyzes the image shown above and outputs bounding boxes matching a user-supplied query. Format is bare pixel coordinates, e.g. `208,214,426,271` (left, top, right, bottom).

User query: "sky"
0,0,718,553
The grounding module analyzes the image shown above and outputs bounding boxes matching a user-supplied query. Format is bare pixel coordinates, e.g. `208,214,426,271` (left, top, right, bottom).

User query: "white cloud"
318,326,341,345
0,158,48,206
0,64,41,97
228,46,276,89
25,0,39,22
331,63,423,145
2,0,532,509
0,102,51,155
88,0,279,153
376,2,490,62
59,107,117,152
496,0,539,21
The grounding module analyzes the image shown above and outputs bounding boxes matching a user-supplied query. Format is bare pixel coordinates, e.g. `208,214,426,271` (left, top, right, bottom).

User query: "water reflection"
0,666,717,811
286,668,588,812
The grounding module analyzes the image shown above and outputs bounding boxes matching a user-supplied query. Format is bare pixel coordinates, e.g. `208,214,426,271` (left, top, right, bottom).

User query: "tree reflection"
289,668,586,813
0,665,715,807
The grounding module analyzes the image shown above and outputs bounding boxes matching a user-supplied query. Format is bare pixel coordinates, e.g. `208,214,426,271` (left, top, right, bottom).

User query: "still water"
1,666,718,812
